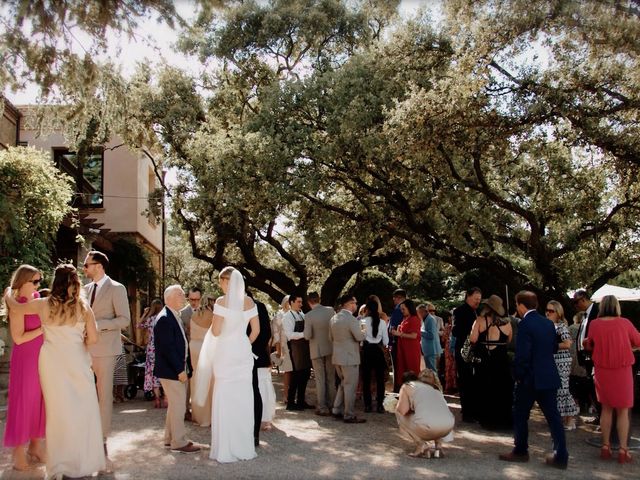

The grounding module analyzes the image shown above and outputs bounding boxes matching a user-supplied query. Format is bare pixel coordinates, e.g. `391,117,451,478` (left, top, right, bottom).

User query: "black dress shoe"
344,416,366,424
376,405,385,413
499,451,529,462
545,454,568,469
286,404,303,411
332,412,343,420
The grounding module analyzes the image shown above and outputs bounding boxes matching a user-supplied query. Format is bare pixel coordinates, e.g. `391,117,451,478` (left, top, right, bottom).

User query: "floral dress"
554,322,579,417
443,324,457,393
139,314,160,391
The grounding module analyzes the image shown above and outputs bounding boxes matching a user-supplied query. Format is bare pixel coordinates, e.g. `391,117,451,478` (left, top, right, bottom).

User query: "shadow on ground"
1,371,638,479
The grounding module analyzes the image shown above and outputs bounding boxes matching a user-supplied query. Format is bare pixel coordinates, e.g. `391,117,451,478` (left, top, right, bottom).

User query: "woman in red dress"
390,299,422,385
583,294,640,464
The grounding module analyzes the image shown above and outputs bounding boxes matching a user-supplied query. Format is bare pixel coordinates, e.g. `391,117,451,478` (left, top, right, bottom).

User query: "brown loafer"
171,442,201,454
499,451,529,462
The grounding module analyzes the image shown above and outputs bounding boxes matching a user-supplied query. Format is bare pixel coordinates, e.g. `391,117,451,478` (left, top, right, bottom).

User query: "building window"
54,148,104,207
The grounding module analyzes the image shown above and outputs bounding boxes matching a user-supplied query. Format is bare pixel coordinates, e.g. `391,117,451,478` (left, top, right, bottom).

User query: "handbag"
460,335,481,364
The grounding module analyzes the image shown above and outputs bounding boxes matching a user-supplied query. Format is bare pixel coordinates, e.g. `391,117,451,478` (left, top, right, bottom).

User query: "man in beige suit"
330,294,366,424
304,292,336,416
83,250,130,456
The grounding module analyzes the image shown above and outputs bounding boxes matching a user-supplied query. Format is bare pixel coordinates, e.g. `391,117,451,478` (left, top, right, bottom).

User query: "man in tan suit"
330,294,366,424
304,291,336,416
83,250,130,455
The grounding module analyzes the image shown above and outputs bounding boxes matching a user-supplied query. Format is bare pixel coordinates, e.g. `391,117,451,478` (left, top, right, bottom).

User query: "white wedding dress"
210,303,257,462
193,269,256,463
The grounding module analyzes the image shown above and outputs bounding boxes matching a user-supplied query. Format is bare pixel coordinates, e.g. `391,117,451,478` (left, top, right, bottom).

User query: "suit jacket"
513,310,560,390
249,300,272,368
577,302,599,368
583,302,599,337
451,302,477,354
154,307,192,380
85,277,130,357
304,304,334,359
330,309,365,366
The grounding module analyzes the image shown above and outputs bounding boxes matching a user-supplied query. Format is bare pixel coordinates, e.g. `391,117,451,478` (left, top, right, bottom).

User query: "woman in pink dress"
390,299,422,385
583,294,640,464
3,265,46,470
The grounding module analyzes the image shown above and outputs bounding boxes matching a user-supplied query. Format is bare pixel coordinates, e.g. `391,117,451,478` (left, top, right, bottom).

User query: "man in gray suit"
304,292,336,416
330,294,366,424
83,250,130,457
179,286,202,339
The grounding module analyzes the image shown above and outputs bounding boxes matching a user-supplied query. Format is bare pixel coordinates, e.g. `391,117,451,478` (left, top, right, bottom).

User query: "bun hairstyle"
48,264,88,325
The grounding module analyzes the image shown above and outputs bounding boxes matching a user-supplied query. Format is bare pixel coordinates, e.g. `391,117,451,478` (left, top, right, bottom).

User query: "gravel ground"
1,371,638,479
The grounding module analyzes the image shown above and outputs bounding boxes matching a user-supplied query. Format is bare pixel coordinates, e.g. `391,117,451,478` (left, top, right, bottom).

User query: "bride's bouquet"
383,393,399,413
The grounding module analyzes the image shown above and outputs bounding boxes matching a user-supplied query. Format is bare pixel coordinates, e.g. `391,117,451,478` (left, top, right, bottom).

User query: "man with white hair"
154,285,200,453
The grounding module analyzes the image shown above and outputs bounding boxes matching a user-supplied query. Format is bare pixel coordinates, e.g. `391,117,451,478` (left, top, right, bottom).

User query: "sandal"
600,444,612,460
433,448,445,459
618,448,632,464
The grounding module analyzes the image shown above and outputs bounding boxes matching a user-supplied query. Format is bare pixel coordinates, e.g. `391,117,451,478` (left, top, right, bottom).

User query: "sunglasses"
545,309,556,314
30,278,42,285
83,262,99,268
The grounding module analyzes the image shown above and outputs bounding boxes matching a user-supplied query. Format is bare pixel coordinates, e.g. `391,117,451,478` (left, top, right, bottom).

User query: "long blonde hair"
47,264,89,325
2,264,41,316
10,265,40,294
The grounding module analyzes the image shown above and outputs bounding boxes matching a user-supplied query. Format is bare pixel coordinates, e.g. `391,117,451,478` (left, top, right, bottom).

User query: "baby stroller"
122,337,153,400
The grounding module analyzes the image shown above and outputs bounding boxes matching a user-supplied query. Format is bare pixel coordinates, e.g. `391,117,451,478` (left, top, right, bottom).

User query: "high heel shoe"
618,448,632,464
600,444,612,460
154,397,161,408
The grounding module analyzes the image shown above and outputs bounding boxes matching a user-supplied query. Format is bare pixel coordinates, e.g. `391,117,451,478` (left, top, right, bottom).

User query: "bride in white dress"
195,266,259,463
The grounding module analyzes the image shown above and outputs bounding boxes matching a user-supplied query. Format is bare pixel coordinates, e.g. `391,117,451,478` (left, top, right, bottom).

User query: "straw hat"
481,294,505,317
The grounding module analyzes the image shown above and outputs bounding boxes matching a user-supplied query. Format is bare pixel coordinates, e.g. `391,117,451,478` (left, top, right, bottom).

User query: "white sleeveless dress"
210,304,258,463
39,320,105,478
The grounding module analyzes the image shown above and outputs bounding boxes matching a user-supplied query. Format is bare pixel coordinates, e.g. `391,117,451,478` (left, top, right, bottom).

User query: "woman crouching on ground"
395,369,454,458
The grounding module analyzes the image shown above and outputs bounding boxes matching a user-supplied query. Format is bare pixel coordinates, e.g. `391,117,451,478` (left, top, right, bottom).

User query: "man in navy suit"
154,285,200,453
499,291,568,469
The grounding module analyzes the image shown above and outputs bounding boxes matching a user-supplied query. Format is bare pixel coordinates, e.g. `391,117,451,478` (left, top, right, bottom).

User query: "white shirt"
283,310,305,341
362,316,389,346
577,303,594,351
168,306,188,362
89,274,109,298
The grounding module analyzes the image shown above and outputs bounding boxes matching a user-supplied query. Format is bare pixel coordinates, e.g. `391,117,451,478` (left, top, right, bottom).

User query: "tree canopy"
5,0,640,306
